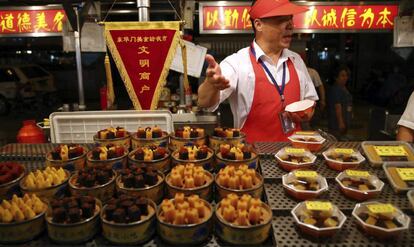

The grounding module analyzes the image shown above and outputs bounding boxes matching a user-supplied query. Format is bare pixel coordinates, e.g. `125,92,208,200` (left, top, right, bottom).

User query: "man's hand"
205,54,230,91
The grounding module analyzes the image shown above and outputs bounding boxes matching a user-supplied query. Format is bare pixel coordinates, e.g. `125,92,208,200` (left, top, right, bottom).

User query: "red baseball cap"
249,0,308,19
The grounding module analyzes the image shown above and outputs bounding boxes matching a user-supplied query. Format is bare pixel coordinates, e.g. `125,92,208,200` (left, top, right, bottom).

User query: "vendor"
198,0,318,143
397,91,414,142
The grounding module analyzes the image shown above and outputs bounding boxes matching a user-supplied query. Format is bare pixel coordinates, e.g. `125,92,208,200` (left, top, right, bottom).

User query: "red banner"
104,22,180,110
199,2,399,33
0,9,66,35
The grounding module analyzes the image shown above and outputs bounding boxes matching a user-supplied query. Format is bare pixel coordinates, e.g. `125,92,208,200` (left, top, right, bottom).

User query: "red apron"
241,50,301,143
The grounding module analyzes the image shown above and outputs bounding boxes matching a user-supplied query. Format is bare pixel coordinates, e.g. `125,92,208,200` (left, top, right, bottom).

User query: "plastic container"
49,110,173,143
275,147,317,171
322,148,366,171
361,141,414,167
335,170,384,201
17,120,46,143
282,170,328,200
383,162,414,193
352,201,410,239
291,201,346,238
288,132,326,152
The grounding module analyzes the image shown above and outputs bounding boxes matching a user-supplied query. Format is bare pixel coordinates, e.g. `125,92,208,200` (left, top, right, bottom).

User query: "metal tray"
0,143,95,160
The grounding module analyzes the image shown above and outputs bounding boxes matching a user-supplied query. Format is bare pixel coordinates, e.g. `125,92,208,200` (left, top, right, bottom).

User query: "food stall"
1,1,414,246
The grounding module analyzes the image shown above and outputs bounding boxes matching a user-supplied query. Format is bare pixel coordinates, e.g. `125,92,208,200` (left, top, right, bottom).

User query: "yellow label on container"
334,148,355,154
345,170,370,177
396,168,414,181
294,170,318,178
285,148,306,154
295,131,316,135
373,146,407,157
305,201,332,211
367,203,395,214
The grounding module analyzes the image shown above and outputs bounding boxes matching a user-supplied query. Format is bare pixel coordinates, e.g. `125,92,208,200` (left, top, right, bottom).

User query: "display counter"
0,141,413,246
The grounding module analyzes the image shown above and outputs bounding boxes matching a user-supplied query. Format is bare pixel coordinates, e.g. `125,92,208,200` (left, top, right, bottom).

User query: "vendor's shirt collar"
253,40,292,65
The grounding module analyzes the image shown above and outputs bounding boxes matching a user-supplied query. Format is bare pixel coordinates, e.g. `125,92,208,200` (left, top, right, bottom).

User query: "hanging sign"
0,6,66,37
199,2,399,34
104,22,180,110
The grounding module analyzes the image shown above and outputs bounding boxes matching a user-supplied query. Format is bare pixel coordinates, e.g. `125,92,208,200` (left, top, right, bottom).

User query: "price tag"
285,148,306,154
345,170,370,177
367,203,395,214
294,170,318,178
305,201,332,211
295,131,317,136
396,168,414,181
373,146,407,157
334,148,355,155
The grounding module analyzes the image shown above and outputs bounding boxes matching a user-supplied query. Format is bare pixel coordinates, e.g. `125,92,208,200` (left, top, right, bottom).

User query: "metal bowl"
352,201,410,239
215,149,259,171
68,171,116,203
0,164,25,200
336,170,384,201
215,199,272,245
101,199,157,245
116,171,165,204
282,171,328,201
45,198,102,244
171,147,214,172
165,170,214,202
93,132,131,150
157,198,213,245
128,148,171,174
20,169,70,201
169,133,206,151
0,199,46,244
45,148,87,172
131,131,169,149
86,149,128,170
209,132,246,151
215,170,264,201
291,201,347,238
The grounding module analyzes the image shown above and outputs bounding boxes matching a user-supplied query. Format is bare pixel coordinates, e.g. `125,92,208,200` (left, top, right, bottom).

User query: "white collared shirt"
209,41,319,129
398,91,414,130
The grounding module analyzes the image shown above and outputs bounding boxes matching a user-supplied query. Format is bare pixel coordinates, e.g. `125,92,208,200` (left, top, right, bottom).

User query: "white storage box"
49,110,172,143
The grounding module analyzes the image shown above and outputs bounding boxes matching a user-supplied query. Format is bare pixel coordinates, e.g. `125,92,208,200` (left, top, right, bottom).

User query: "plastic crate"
49,110,172,143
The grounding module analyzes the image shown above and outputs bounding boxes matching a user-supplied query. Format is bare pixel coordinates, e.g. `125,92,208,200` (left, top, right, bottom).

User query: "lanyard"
250,44,287,104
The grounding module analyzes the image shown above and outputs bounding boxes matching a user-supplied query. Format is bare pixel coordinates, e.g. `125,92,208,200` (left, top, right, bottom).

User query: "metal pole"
74,7,86,110
137,0,150,21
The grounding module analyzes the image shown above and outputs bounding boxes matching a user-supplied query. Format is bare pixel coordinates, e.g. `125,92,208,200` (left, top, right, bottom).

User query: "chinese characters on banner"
200,3,398,33
104,22,180,110
0,9,66,35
